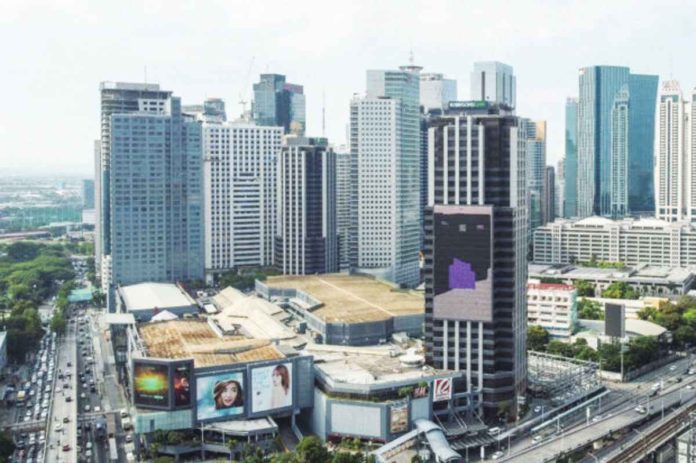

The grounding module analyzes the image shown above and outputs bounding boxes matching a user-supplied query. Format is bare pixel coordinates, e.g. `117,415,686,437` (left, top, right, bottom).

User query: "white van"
488,427,501,435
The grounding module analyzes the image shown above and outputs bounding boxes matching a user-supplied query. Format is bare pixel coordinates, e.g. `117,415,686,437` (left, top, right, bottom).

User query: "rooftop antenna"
322,91,326,137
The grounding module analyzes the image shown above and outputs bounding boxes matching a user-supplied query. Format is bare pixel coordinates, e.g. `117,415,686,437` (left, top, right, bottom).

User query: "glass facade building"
252,74,306,135
564,98,578,218
576,66,657,218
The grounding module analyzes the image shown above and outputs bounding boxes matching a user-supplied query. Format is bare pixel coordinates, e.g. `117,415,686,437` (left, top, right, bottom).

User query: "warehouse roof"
265,274,424,323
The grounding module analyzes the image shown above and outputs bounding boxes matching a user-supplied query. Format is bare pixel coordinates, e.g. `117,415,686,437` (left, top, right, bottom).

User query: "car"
90,386,96,393
85,442,92,450
488,427,501,435
55,423,63,432
635,405,647,414
67,362,72,367
84,404,91,412
688,384,694,390
28,434,36,445
532,435,542,443
85,449,93,458
491,451,504,460
62,444,71,452
125,434,133,443
63,417,70,423
65,396,72,402
94,405,101,412
533,406,542,413
670,364,677,371
80,393,86,399
38,433,45,444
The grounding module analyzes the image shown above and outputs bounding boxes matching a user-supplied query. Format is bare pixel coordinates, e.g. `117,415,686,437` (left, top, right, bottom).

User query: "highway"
495,354,696,462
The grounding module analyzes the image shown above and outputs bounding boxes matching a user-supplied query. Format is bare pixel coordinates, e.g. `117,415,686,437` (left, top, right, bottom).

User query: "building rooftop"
528,282,575,292
212,287,298,343
577,318,667,337
138,319,284,368
265,274,424,323
529,264,694,284
306,344,455,390
119,283,196,312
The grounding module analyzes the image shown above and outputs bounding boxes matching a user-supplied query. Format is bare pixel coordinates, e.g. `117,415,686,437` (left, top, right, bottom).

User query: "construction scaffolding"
528,351,600,403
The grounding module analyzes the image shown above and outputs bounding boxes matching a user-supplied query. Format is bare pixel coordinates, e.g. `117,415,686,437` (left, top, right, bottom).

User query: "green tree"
637,306,658,322
5,241,42,262
51,311,66,335
547,340,575,357
574,280,595,297
527,325,550,351
0,431,16,462
655,302,683,331
296,436,331,463
578,298,604,320
602,282,638,300
597,342,621,372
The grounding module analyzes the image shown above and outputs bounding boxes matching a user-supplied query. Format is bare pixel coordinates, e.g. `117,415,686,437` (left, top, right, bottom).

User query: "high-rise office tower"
470,61,516,108
349,65,421,287
253,74,306,135
82,179,95,209
202,120,282,279
556,159,565,219
576,66,658,218
420,73,457,112
335,145,352,271
275,136,337,274
564,98,578,218
521,119,547,231
424,102,528,419
99,82,204,310
94,140,102,280
544,165,556,223
655,81,696,222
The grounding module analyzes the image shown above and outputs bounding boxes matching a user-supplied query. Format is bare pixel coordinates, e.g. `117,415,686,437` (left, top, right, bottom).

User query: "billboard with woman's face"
196,372,245,420
251,363,292,413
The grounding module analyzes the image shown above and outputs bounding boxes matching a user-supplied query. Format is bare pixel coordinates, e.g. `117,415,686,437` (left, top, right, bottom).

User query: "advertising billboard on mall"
172,362,193,408
432,205,494,322
196,372,245,421
251,362,293,413
390,402,409,433
133,361,170,408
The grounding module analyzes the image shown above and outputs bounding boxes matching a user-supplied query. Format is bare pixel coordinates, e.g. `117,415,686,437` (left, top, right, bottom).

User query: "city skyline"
3,0,694,175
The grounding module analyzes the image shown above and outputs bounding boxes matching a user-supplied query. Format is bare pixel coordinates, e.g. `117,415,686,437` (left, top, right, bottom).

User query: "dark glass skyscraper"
424,103,527,420
564,98,578,218
252,74,306,135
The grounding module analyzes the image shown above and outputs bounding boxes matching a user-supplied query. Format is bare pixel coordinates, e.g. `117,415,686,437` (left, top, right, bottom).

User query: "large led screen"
173,363,192,408
196,372,245,420
390,402,409,433
432,205,494,322
251,363,293,413
133,362,170,408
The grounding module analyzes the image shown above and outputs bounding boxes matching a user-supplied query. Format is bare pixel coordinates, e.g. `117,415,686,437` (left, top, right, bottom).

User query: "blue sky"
2,0,694,175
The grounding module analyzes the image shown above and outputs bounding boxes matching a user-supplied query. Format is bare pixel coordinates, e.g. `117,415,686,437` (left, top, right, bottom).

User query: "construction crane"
239,57,255,120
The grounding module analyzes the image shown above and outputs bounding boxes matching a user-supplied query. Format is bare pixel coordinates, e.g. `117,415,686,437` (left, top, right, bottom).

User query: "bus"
106,413,117,438
108,437,118,462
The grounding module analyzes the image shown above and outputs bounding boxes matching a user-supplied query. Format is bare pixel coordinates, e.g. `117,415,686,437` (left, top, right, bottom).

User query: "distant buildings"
564,98,578,218
183,98,227,122
544,165,556,224
82,179,94,209
349,65,421,287
335,146,352,271
419,73,457,112
654,81,696,222
470,61,516,108
556,159,565,219
527,281,577,341
522,119,547,232
253,74,306,135
424,102,527,419
275,136,337,274
534,216,696,267
576,66,658,218
202,120,282,278
98,82,204,310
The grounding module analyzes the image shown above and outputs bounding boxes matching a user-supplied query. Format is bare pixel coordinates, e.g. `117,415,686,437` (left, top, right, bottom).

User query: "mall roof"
529,264,694,284
578,319,667,337
306,344,458,392
265,274,424,323
119,283,197,311
138,319,284,368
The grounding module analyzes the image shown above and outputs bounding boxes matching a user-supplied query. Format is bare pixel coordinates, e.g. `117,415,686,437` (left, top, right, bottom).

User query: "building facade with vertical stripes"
275,137,337,275
424,103,528,419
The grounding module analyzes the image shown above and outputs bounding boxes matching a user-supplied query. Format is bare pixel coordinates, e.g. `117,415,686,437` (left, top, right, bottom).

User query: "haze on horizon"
1,0,694,176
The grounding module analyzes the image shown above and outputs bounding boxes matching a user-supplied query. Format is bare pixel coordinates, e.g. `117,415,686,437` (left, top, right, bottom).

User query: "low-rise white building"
527,280,578,341
533,216,696,267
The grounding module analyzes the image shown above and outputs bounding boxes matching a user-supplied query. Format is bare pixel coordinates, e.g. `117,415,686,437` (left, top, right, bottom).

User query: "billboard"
433,378,452,402
251,363,293,413
432,205,493,322
605,303,625,338
196,372,245,421
172,363,192,408
390,402,409,433
133,362,169,408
